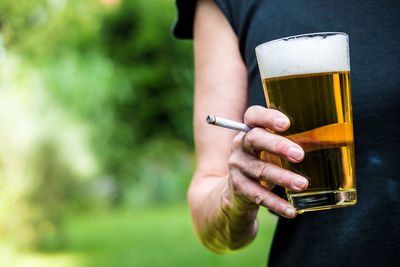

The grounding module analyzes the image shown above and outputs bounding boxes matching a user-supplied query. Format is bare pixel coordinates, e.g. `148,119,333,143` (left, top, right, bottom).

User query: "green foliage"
0,56,97,250
38,0,195,195
98,0,194,143
0,0,196,250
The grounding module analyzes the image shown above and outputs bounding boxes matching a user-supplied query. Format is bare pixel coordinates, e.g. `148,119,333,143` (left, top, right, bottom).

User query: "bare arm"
189,0,308,253
190,0,254,252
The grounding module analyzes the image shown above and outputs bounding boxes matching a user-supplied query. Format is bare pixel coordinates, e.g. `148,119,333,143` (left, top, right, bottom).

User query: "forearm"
190,0,257,254
188,173,259,253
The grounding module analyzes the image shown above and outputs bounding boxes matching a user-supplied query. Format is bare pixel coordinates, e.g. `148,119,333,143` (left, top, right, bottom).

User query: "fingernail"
285,206,296,217
288,147,304,161
274,117,290,129
293,177,307,190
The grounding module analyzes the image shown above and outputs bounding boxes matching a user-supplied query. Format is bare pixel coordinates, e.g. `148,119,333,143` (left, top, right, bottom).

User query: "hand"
226,105,308,218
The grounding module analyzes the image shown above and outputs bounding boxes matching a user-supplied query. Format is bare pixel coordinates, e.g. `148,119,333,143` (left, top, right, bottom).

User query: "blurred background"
0,0,277,266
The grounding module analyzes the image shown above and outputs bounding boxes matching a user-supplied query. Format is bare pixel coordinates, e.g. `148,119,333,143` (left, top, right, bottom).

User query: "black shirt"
174,0,400,265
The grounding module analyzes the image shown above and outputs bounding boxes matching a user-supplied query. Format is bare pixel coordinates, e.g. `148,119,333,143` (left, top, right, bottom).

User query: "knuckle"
278,174,292,188
230,175,242,191
245,129,259,145
252,161,271,180
244,105,265,125
232,133,243,148
228,153,240,168
251,190,266,206
243,106,257,121
274,138,289,155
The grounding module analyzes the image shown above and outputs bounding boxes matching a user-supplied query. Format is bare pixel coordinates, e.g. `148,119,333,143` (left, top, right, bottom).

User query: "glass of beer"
255,32,356,213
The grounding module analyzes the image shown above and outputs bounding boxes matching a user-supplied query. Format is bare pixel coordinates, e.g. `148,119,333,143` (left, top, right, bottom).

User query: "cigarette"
206,115,252,132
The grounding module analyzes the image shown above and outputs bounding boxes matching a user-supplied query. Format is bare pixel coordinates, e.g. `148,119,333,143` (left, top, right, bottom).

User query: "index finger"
244,105,290,132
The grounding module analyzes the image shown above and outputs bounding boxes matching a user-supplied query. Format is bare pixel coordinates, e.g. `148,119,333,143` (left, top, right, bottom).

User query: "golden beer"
256,33,357,213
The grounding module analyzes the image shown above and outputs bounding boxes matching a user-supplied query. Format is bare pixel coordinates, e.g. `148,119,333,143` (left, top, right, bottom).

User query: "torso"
213,0,400,265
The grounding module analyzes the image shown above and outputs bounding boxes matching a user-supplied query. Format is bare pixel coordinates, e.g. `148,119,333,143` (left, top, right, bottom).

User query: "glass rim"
255,32,348,51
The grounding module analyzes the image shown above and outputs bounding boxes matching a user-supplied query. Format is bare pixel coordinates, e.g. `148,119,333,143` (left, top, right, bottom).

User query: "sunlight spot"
100,0,121,6
15,252,85,267
48,0,67,11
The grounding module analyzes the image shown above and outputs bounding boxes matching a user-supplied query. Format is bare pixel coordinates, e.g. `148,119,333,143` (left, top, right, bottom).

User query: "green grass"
15,204,277,267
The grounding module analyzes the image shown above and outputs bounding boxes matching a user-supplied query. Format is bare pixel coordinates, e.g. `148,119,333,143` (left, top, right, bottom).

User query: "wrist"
220,175,259,220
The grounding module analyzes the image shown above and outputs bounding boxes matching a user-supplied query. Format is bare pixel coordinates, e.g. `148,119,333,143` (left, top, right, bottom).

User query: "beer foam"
256,33,350,79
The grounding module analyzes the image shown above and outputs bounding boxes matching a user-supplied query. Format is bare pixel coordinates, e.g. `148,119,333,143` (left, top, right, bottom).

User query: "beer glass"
255,32,356,213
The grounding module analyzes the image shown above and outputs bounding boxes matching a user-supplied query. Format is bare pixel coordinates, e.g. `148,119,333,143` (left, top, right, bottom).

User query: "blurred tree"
0,0,195,250
95,0,194,202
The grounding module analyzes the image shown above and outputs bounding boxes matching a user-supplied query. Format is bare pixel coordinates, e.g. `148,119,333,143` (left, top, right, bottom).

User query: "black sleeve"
172,0,234,39
173,0,196,39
